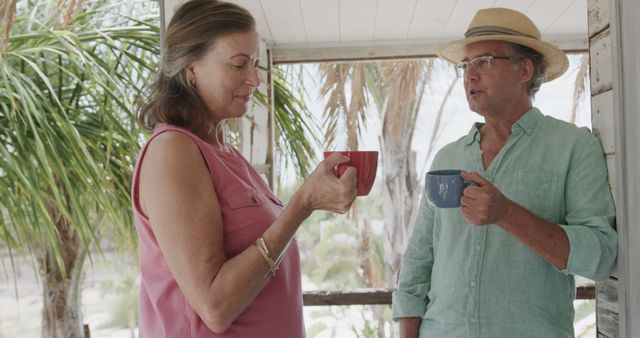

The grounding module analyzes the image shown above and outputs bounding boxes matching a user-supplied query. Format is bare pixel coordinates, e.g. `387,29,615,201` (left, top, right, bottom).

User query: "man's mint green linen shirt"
392,108,617,338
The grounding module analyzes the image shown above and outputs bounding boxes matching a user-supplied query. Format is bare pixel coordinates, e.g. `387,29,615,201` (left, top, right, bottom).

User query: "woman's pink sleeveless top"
131,123,305,338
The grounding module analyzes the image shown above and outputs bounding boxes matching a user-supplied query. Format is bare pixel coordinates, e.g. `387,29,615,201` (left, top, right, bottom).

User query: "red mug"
323,150,379,196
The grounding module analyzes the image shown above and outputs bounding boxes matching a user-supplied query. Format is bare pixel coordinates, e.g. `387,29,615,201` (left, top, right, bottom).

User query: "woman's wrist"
289,188,314,220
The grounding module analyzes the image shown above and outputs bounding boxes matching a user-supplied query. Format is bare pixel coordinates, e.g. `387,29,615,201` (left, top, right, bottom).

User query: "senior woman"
132,0,357,337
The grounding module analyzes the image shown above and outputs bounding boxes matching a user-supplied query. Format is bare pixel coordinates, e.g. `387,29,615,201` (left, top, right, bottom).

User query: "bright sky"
286,53,590,188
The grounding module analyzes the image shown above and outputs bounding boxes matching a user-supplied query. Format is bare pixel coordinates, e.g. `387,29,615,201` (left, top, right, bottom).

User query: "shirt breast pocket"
224,188,263,210
505,170,563,223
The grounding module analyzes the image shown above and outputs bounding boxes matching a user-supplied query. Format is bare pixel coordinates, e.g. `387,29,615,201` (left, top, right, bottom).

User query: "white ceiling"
228,0,588,63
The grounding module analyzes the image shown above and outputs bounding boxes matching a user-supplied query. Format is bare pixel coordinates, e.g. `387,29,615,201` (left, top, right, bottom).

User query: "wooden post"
240,41,276,189
588,1,621,337
159,0,183,45
610,0,640,336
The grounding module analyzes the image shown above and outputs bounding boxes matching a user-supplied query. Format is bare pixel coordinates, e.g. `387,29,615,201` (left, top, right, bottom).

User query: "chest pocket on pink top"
266,194,284,207
224,188,263,209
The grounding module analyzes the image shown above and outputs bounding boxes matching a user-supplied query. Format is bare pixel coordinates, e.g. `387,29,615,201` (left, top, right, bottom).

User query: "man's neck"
480,102,532,140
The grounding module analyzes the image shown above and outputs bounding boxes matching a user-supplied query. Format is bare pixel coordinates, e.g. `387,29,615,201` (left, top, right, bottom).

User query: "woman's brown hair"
138,0,255,136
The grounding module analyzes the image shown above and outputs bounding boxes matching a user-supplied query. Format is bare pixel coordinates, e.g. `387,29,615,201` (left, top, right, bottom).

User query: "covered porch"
159,0,640,336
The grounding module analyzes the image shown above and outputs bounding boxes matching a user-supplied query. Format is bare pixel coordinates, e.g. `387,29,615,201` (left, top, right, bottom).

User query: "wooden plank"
604,154,619,279
407,0,457,40
272,41,440,63
302,286,595,306
339,0,377,42
270,39,587,64
597,277,619,313
597,306,620,338
374,0,418,40
588,0,610,38
300,0,339,43
241,41,274,188
493,0,536,13
591,90,615,155
260,0,306,44
611,0,640,336
231,0,274,43
589,28,613,96
160,0,184,30
576,285,596,299
303,288,393,306
526,0,576,34
605,155,616,192
544,0,587,39
441,0,495,39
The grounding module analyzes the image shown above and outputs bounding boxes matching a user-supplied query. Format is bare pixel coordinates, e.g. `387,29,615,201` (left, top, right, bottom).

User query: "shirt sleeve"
392,191,435,320
558,132,618,281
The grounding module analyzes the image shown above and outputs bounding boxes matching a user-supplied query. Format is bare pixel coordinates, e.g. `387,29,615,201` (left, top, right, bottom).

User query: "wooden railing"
303,285,595,306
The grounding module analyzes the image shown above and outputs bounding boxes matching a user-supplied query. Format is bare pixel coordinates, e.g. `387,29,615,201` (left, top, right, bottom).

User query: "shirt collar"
512,107,543,135
463,107,543,145
464,122,483,145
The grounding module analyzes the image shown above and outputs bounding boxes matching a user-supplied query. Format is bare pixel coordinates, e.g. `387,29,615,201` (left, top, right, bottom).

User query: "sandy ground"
0,251,138,338
1,251,596,338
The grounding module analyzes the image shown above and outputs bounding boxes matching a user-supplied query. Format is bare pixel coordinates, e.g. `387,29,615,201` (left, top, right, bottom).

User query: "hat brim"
437,35,569,82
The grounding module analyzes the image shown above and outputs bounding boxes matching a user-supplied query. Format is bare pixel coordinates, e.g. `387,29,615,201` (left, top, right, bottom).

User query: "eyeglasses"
455,55,512,78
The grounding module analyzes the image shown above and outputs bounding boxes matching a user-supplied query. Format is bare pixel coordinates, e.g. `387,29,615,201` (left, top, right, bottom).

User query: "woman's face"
187,30,261,126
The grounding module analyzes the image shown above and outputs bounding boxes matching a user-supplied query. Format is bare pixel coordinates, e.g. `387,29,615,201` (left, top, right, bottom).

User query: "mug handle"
334,163,349,177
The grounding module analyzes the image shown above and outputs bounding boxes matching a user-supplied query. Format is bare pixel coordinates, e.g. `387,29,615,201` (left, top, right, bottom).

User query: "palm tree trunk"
39,206,86,338
0,0,16,48
381,147,418,288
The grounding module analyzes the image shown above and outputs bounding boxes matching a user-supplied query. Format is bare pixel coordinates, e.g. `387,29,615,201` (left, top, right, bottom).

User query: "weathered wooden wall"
608,0,640,336
588,1,619,337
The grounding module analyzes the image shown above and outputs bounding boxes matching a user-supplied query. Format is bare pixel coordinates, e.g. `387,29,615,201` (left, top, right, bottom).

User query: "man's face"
462,40,526,116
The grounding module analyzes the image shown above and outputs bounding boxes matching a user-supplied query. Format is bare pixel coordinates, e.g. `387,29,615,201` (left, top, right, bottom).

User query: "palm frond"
378,59,430,151
347,63,369,149
318,62,352,149
570,53,589,124
0,0,160,268
253,65,320,180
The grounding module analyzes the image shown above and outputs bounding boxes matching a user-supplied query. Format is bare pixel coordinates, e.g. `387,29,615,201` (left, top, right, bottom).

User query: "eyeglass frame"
454,55,512,78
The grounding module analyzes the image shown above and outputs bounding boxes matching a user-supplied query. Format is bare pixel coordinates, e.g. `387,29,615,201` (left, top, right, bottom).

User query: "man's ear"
520,58,534,84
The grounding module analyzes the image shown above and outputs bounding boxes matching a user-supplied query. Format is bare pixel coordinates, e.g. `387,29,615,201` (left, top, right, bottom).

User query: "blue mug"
426,169,473,208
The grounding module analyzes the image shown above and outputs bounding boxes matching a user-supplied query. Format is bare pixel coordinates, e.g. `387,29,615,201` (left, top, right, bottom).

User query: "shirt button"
475,245,481,251
470,318,477,323
470,281,477,287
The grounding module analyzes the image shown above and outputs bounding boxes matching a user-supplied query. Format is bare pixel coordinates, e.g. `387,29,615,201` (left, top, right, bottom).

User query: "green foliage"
254,64,321,182
0,0,160,270
306,305,392,338
298,183,390,337
298,183,385,287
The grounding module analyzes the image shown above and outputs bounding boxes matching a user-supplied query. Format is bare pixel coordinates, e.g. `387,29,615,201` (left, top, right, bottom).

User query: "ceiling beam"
270,35,588,64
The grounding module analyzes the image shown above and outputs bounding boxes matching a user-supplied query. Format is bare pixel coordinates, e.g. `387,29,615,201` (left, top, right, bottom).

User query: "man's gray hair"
507,42,547,98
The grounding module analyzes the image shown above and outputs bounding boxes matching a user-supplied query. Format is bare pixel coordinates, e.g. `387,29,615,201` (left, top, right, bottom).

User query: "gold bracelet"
255,237,278,277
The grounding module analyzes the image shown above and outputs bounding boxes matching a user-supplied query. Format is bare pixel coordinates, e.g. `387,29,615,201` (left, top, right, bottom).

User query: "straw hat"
437,7,569,82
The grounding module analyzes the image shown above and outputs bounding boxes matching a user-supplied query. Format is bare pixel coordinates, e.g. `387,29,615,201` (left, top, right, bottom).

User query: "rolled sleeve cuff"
558,224,606,280
391,290,427,321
